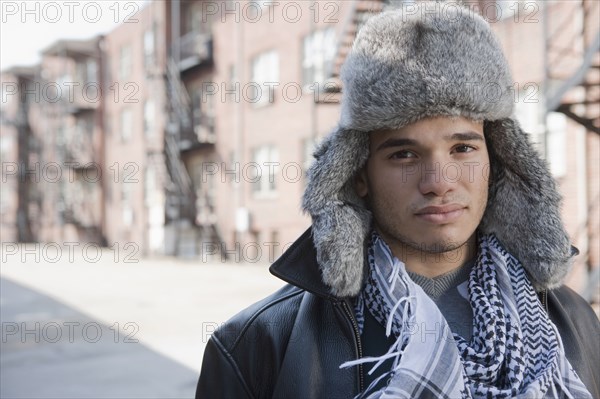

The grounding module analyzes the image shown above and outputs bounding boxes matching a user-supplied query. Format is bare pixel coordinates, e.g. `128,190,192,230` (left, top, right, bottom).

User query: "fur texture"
482,119,573,290
340,4,513,131
302,2,574,297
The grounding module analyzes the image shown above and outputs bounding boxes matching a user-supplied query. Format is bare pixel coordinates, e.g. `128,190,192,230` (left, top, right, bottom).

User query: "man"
197,2,599,398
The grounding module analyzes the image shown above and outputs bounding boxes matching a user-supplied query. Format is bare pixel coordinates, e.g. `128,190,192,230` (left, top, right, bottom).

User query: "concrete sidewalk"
0,245,285,398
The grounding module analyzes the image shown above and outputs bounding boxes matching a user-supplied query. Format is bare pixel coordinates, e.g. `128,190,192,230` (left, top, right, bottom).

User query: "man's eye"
389,150,416,159
453,144,475,153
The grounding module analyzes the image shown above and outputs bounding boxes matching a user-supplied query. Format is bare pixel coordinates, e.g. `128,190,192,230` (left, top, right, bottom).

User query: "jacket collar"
270,226,566,300
269,227,343,302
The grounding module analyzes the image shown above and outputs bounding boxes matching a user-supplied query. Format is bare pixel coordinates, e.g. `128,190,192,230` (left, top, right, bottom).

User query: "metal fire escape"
543,0,599,303
314,0,384,104
162,0,222,257
163,57,198,240
40,39,106,245
545,0,600,135
3,68,38,242
331,1,384,80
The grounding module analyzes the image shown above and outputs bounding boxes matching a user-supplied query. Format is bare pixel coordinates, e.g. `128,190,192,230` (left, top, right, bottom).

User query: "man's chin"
405,235,470,255
374,224,475,256
419,242,466,254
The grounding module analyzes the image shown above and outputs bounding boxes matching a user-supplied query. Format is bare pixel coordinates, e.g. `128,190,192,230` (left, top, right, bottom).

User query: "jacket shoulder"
547,284,599,345
201,284,306,398
548,285,599,326
547,285,600,397
212,283,305,351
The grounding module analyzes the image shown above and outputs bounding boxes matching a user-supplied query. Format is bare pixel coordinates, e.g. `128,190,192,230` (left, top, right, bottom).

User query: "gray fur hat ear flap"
481,119,574,290
302,128,372,297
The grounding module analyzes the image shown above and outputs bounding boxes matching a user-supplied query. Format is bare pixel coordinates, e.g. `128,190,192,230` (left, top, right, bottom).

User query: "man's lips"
415,204,466,223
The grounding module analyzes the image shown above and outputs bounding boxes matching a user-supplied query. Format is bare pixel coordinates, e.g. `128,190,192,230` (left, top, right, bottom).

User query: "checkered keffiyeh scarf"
342,232,591,399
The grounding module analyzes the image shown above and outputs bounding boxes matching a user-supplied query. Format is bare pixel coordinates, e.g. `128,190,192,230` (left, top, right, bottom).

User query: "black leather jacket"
196,229,600,398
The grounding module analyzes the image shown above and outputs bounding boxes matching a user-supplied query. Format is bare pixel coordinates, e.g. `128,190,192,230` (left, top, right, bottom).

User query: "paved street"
0,244,285,398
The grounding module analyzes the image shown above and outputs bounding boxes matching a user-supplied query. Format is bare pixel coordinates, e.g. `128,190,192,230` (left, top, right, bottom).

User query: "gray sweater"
408,261,473,341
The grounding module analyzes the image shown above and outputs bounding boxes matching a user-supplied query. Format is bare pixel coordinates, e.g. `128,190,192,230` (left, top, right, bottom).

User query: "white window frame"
546,112,567,178
514,85,545,157
143,100,155,137
87,59,98,84
120,108,133,142
302,27,336,88
144,166,158,205
76,59,95,85
251,145,279,197
119,44,132,80
250,50,279,107
0,135,14,159
121,180,134,226
143,25,156,69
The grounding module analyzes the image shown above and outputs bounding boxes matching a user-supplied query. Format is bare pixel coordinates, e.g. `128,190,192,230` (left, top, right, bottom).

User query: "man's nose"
418,160,457,196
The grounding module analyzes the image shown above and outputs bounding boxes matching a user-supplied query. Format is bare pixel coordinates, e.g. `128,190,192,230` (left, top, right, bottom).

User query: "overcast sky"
0,0,148,71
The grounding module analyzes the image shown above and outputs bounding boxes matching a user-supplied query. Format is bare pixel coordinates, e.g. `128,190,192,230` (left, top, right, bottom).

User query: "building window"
143,100,155,137
120,108,133,142
191,86,215,142
145,166,157,205
121,181,134,226
514,85,544,157
143,25,156,69
87,59,98,84
119,44,132,80
55,73,70,101
302,28,335,87
0,135,13,164
546,112,567,178
250,50,279,106
76,59,97,85
252,145,278,195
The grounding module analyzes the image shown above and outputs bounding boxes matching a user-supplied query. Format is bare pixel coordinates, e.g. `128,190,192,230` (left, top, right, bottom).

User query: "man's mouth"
414,204,466,224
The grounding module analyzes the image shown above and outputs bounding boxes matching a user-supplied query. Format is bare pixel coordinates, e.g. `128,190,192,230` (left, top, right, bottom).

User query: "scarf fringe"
344,233,591,399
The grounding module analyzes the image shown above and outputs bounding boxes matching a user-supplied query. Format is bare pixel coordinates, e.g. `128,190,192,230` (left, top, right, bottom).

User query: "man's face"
356,116,490,256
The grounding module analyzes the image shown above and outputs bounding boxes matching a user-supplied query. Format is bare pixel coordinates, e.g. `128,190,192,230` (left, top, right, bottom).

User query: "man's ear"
355,168,368,198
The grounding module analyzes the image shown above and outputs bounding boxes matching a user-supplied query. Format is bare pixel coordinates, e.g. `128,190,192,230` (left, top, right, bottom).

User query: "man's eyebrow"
375,138,418,152
447,131,485,142
375,131,484,152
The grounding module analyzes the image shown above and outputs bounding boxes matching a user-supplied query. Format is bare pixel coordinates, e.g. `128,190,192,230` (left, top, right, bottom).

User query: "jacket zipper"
341,300,365,394
541,289,548,312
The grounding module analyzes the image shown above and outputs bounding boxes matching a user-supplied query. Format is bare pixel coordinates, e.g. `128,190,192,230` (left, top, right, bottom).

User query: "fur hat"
302,2,574,297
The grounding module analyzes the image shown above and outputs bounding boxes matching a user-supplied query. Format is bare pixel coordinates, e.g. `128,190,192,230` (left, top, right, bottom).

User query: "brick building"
102,0,170,255
1,0,598,300
0,66,38,244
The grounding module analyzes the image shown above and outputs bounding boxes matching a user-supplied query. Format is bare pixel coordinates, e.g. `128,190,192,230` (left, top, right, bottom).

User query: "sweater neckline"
407,260,473,301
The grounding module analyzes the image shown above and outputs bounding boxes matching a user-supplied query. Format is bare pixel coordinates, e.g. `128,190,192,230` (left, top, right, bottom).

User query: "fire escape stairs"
544,1,600,303
164,57,223,256
164,57,197,229
317,0,384,103
16,102,34,242
546,2,600,135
